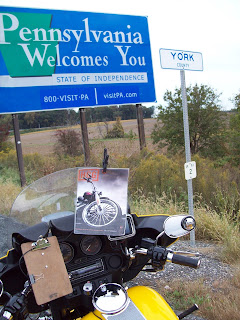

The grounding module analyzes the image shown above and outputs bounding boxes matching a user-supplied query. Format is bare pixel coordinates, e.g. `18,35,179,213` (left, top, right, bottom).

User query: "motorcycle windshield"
10,168,79,227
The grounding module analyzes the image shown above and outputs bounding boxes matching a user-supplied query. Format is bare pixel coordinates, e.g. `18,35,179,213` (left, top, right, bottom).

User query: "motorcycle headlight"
181,216,196,231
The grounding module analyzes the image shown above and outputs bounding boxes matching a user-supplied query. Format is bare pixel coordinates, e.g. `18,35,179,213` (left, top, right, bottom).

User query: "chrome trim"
134,248,148,255
103,299,147,320
0,279,3,297
3,311,12,319
108,214,136,241
173,251,200,257
93,283,129,315
69,259,104,281
166,252,173,262
154,231,165,245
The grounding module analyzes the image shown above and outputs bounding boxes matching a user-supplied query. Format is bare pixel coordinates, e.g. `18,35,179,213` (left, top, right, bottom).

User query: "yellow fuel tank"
81,286,178,320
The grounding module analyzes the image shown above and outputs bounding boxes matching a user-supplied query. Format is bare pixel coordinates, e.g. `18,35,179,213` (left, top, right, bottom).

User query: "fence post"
12,114,26,187
79,108,90,166
136,104,146,150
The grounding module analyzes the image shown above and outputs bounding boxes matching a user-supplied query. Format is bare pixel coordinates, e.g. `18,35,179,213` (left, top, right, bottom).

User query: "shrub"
124,129,137,141
0,150,18,169
193,155,240,216
105,117,124,138
129,154,184,200
0,180,22,214
127,153,240,218
0,116,11,152
54,129,83,156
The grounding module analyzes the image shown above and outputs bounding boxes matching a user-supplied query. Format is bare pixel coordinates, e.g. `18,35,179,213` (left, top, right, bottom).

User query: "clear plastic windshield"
10,168,79,226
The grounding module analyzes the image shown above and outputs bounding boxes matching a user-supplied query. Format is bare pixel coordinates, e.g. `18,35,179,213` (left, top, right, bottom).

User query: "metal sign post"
159,48,203,247
180,70,195,246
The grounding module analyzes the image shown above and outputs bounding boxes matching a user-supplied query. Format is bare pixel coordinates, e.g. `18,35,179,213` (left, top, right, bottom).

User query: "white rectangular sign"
160,48,203,71
184,161,197,180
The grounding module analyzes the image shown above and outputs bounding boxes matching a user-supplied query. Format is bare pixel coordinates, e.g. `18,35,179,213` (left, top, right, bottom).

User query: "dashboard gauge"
59,242,74,264
80,236,102,256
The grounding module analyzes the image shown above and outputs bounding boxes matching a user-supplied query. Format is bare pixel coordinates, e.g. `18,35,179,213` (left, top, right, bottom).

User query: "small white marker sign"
184,161,197,180
160,48,203,71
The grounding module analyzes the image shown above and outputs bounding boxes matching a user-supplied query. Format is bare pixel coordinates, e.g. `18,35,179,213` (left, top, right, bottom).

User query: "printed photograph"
74,168,129,236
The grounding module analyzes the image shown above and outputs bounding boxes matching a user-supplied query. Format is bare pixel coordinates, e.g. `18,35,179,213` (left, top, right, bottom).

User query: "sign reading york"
0,7,155,113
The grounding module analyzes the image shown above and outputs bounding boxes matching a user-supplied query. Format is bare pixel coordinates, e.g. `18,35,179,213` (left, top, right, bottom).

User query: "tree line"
0,105,154,131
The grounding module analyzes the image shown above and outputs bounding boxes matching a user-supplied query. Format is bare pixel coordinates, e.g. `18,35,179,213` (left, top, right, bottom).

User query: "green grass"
131,193,240,263
159,271,240,320
164,283,211,311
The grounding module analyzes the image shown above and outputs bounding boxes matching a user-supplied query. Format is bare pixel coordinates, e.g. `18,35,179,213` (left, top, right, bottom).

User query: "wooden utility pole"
136,104,146,150
12,114,26,187
79,108,90,166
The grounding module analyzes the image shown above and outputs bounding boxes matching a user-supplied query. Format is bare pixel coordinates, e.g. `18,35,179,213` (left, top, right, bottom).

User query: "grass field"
11,118,157,155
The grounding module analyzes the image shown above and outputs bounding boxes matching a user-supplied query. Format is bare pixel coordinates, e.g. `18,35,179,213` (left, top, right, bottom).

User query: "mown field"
11,118,157,155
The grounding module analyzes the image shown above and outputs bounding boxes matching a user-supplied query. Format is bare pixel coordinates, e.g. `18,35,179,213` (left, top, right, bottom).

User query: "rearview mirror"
164,215,196,238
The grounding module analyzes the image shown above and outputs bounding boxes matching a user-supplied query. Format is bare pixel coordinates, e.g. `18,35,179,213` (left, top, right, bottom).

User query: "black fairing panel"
12,222,49,241
0,249,26,304
132,214,168,233
12,222,49,253
50,214,75,234
132,214,177,247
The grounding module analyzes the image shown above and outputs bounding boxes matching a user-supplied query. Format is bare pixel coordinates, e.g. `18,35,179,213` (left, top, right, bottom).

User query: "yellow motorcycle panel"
128,286,178,319
81,286,178,320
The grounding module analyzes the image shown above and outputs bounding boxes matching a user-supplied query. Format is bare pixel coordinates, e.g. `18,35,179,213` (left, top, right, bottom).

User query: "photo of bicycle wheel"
82,199,121,227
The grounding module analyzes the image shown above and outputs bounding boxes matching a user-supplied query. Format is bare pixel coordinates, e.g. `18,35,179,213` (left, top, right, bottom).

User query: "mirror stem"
154,231,165,246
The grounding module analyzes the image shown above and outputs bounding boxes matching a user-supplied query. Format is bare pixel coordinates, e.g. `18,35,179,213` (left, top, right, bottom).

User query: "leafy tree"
151,84,227,158
143,106,155,118
24,112,36,128
228,91,240,165
232,92,240,110
119,105,136,120
18,110,79,129
85,105,154,123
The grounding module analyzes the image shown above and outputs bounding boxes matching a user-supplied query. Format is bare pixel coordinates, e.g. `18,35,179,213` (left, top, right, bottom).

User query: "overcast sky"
1,0,240,110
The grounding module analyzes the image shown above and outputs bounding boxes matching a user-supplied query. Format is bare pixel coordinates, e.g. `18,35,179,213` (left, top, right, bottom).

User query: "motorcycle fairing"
132,213,168,233
12,222,49,253
131,214,177,247
128,286,178,320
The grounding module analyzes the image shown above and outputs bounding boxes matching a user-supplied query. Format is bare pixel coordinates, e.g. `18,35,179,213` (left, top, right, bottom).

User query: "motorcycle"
76,174,122,228
0,167,200,320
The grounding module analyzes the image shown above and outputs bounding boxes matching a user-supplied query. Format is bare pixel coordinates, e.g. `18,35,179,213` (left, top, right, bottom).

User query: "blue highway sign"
0,7,156,114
